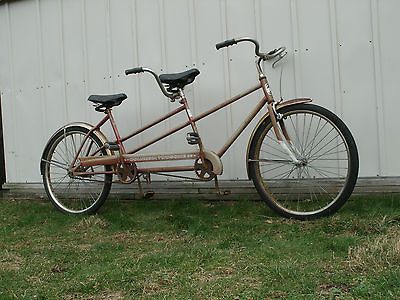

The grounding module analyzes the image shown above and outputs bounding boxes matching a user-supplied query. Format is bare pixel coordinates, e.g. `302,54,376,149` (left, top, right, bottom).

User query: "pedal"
186,132,200,145
105,142,120,151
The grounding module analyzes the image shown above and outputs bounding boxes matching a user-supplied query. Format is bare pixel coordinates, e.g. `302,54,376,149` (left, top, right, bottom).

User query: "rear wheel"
42,126,112,214
248,104,358,220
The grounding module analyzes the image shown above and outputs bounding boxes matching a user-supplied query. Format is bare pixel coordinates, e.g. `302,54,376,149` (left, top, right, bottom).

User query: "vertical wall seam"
58,0,68,121
158,0,167,73
36,0,48,134
225,0,233,132
289,0,302,97
81,0,89,121
254,0,265,101
81,0,89,95
158,0,170,153
328,0,343,116
370,0,385,175
254,0,262,47
105,0,114,92
219,0,234,178
188,0,198,112
5,3,17,181
131,0,143,143
219,0,230,99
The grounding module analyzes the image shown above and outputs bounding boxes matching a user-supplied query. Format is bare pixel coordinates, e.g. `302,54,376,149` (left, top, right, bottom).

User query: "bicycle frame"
40,37,358,219
68,58,311,179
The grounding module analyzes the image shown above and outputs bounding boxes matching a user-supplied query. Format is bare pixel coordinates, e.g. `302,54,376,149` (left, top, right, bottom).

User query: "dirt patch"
347,226,400,273
0,250,23,271
140,271,177,296
72,216,109,232
317,283,352,297
64,291,125,300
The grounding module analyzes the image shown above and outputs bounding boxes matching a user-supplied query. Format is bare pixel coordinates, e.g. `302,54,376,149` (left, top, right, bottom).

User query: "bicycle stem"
256,58,300,164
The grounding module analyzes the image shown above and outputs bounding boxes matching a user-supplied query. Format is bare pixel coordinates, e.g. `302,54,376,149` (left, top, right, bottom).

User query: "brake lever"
272,51,288,69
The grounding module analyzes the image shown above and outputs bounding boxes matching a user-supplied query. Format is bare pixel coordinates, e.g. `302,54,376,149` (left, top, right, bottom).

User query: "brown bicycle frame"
71,60,287,177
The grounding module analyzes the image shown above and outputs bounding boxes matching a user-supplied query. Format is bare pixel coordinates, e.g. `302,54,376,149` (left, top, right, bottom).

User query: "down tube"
217,96,267,157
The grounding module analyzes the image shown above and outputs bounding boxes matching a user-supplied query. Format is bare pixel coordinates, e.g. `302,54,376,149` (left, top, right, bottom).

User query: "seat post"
106,108,127,154
179,89,205,153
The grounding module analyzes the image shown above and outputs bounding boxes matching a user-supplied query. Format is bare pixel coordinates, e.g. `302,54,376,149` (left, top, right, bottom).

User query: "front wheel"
42,126,112,214
248,104,359,220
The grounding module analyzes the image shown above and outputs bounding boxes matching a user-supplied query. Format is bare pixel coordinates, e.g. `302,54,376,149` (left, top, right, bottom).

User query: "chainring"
194,158,215,181
116,162,137,184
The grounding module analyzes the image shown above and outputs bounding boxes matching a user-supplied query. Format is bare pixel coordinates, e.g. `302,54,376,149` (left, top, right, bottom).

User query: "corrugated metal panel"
0,0,400,183
376,0,400,177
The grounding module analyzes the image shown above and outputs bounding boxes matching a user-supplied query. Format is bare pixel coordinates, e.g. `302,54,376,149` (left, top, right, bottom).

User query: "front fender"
245,98,312,179
40,122,111,175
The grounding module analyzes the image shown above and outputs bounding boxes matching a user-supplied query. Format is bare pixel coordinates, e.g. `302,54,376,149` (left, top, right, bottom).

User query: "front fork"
262,79,301,164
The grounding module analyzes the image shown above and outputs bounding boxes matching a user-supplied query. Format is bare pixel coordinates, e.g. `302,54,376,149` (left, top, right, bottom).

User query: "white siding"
0,0,399,183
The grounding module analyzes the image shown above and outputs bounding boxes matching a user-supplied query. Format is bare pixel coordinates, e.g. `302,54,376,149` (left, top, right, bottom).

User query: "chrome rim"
256,109,351,215
45,130,108,213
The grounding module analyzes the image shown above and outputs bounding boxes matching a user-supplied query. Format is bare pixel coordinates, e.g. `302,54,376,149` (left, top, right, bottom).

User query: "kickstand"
137,176,145,198
137,174,155,199
214,176,221,195
214,176,230,196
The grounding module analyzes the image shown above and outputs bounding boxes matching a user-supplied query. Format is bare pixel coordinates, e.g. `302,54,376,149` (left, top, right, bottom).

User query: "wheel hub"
294,157,308,167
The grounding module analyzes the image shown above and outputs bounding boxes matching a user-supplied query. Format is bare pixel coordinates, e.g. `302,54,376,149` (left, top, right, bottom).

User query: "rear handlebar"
125,67,144,75
125,67,174,99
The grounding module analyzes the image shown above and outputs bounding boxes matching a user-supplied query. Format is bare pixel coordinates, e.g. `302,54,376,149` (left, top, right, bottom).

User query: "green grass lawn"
0,195,399,299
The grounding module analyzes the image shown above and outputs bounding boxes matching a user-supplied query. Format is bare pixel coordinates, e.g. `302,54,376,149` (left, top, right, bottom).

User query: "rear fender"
245,98,312,179
40,122,111,175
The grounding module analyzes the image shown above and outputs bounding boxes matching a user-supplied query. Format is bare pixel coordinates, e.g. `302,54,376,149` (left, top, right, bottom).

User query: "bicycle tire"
248,103,358,220
42,126,112,214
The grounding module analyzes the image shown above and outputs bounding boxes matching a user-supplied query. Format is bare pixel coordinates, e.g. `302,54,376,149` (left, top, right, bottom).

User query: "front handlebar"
215,39,237,50
215,37,286,61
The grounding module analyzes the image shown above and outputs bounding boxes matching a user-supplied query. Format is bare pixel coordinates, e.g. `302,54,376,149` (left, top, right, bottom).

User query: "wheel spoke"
250,159,293,164
42,159,69,170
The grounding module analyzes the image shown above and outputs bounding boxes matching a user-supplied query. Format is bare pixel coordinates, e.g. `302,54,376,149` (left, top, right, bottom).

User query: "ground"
0,194,399,299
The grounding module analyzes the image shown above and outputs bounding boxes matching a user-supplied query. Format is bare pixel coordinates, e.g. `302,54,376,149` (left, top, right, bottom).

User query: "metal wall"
0,0,399,183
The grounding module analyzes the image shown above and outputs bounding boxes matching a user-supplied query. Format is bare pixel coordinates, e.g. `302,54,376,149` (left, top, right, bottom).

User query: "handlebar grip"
216,39,237,50
125,67,144,75
267,48,279,56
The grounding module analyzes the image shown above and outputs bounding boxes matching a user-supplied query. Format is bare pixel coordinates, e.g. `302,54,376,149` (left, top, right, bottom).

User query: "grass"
0,194,399,299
